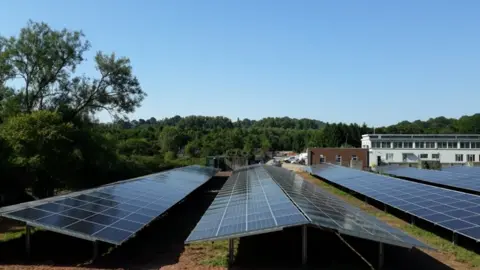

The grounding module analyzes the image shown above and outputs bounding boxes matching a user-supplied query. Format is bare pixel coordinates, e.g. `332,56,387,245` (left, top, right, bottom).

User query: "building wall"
361,133,480,166
308,148,369,169
368,149,480,166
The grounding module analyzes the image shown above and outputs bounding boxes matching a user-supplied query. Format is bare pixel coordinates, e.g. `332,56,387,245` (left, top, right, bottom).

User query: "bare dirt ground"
0,172,479,269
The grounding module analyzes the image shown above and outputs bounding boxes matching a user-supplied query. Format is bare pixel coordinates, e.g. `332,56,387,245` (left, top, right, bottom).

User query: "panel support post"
378,242,384,270
302,225,307,266
92,241,99,261
452,233,457,245
25,225,31,258
365,197,368,204
228,238,234,266
410,216,415,225
384,204,387,212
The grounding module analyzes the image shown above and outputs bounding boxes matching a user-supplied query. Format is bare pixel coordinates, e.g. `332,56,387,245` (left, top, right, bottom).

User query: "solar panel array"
186,165,309,242
443,166,480,174
312,164,480,241
1,165,217,245
264,166,428,249
382,166,480,193
188,165,429,250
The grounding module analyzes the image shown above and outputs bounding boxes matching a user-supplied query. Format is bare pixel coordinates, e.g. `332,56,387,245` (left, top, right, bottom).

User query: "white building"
361,134,480,166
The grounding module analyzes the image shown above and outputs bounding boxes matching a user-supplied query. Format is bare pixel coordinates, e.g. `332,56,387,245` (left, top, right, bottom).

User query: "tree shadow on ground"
0,176,228,269
233,226,454,270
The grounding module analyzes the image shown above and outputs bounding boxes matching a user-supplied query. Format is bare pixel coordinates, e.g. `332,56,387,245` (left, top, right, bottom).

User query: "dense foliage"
1,21,480,201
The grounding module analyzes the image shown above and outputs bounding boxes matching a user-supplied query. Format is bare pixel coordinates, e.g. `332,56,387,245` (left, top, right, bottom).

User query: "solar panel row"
188,165,429,250
264,166,428,249
312,164,480,241
443,166,480,174
186,165,309,242
1,165,217,245
382,166,480,193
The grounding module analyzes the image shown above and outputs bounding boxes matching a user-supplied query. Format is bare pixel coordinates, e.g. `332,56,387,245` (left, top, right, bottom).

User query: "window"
394,142,403,148
425,142,435,148
460,142,470,149
455,154,464,162
437,142,447,148
402,153,408,161
467,154,475,162
372,142,380,148
381,142,390,148
432,153,440,159
335,155,342,162
419,154,428,159
472,142,480,149
351,155,358,161
448,142,458,149
386,153,394,160
319,155,325,163
416,142,424,148
404,142,413,148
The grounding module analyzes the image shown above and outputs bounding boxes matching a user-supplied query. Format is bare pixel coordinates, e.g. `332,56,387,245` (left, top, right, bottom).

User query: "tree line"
1,21,480,201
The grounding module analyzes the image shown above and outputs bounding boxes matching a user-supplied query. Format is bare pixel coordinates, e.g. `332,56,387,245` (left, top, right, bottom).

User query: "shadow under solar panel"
0,165,217,245
312,164,480,243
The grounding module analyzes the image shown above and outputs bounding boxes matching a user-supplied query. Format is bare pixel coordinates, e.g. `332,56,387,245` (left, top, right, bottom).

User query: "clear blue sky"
2,0,480,126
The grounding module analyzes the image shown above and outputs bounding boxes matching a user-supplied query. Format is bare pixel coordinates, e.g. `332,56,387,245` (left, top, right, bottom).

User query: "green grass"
299,172,480,269
190,240,236,267
0,227,27,242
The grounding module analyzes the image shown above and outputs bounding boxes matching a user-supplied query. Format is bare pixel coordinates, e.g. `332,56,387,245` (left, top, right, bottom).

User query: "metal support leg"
25,225,31,258
228,239,234,266
365,197,368,204
384,204,387,212
92,241,99,261
302,225,307,266
411,216,415,225
452,233,457,245
378,242,384,270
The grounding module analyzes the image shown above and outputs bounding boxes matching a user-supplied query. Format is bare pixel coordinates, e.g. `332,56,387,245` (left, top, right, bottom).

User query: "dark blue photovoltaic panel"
264,166,428,249
0,165,217,245
381,166,480,193
186,165,309,243
312,164,480,242
187,165,429,250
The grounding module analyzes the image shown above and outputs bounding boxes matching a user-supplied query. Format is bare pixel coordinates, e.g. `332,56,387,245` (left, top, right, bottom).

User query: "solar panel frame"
264,165,429,249
0,165,217,245
312,164,480,242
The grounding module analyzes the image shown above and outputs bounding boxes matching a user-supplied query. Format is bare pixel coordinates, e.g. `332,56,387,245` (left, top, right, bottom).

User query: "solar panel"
381,166,480,193
0,165,217,245
312,164,480,242
186,165,309,243
264,166,428,249
443,166,480,174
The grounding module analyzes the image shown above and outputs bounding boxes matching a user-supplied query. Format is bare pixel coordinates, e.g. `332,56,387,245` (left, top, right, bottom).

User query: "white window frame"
386,153,394,161
432,153,440,159
419,153,428,159
335,155,342,163
467,154,475,162
455,154,464,162
351,155,358,161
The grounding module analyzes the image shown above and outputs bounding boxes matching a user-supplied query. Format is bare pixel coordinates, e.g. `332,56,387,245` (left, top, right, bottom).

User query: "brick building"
307,148,369,169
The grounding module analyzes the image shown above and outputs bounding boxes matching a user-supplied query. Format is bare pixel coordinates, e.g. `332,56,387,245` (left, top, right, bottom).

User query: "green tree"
0,21,146,120
0,111,76,197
